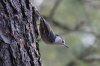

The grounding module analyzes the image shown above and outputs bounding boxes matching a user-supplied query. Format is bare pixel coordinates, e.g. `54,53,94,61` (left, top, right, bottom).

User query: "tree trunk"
0,0,41,66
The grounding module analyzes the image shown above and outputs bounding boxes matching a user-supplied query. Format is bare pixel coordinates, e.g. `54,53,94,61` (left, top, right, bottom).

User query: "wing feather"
39,17,55,43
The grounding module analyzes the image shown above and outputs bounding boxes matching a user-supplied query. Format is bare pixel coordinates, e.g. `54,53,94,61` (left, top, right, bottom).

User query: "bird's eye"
62,40,64,43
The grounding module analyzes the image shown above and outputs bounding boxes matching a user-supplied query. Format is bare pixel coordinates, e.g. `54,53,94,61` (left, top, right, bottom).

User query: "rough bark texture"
0,0,41,66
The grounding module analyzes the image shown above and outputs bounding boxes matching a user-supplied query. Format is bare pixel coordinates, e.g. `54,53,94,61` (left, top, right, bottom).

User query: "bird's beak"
63,44,69,48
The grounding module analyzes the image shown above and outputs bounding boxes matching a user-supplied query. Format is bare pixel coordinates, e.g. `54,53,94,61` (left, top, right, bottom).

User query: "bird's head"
55,34,69,48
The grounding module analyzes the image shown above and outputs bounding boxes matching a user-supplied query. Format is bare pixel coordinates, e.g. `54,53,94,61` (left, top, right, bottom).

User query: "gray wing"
39,17,55,43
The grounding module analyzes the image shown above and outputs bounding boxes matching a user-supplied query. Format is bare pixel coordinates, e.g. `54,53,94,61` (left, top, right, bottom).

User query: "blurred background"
31,0,100,66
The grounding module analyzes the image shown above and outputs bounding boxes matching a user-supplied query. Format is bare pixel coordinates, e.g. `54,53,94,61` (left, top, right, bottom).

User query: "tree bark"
0,0,41,66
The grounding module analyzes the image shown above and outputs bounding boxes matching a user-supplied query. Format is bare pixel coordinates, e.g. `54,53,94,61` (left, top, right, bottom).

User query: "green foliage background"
32,0,100,66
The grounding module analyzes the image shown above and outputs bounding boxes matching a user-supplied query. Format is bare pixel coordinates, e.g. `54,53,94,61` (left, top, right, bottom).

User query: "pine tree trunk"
0,0,41,66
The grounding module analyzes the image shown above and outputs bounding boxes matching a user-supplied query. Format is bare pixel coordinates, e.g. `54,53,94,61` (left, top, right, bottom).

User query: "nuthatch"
39,17,69,48
34,8,69,48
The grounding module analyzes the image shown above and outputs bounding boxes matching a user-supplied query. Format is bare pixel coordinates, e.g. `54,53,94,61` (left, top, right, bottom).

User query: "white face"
55,36,65,45
55,36,69,48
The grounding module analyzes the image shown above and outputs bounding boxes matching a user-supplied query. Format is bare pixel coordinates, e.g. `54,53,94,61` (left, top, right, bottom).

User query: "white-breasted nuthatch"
39,17,69,48
34,8,69,48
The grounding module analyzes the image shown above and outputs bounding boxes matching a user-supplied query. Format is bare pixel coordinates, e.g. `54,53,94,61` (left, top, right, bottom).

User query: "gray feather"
39,17,55,43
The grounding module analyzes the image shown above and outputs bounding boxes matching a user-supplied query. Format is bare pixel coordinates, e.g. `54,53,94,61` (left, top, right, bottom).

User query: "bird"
39,16,69,48
33,7,69,48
